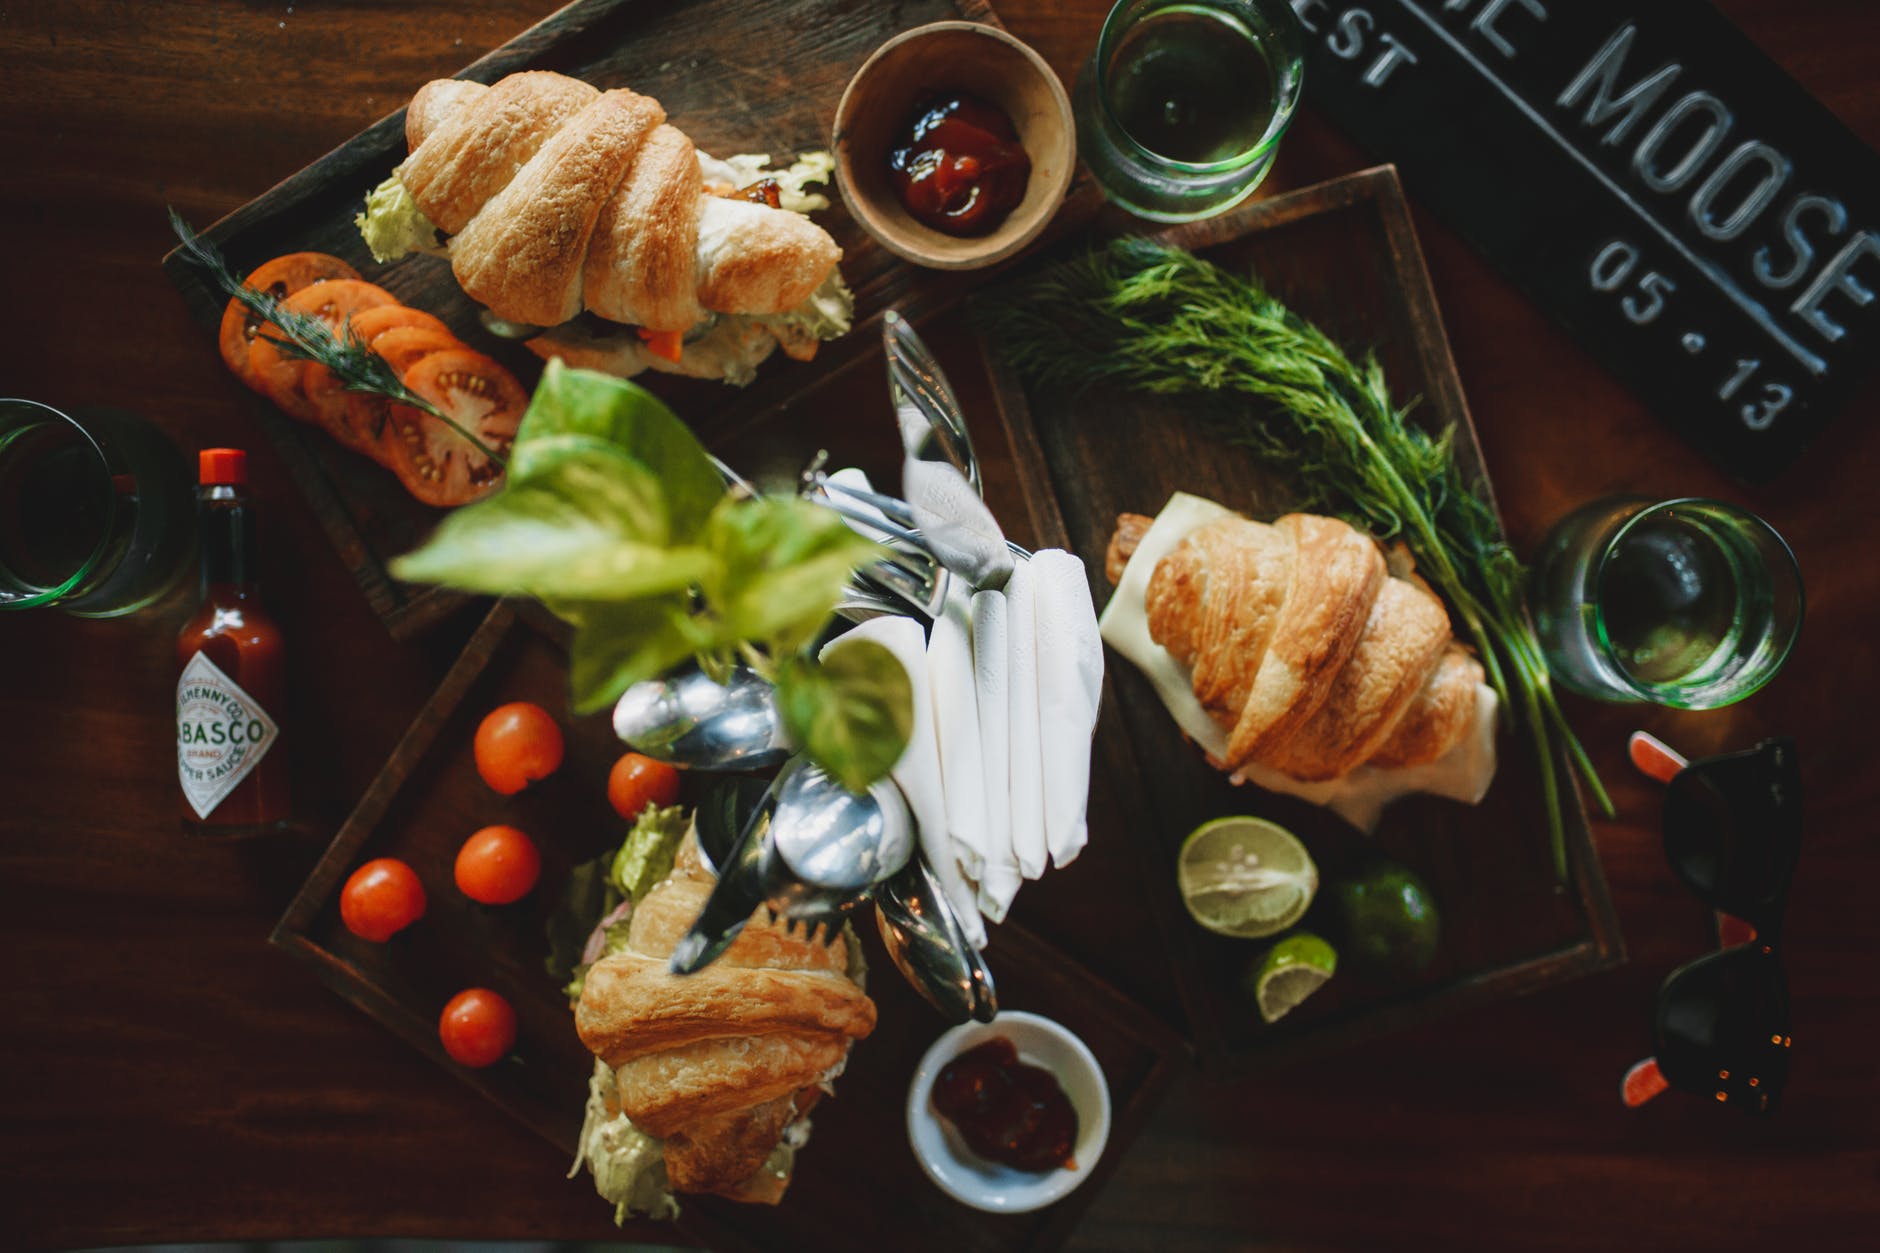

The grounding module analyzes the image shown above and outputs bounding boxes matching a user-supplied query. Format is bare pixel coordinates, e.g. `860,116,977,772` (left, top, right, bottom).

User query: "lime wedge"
1250,931,1337,1023
1176,816,1317,939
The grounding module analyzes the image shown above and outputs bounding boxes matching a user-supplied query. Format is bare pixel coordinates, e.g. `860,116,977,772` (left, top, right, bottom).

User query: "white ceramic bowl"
905,1011,1112,1213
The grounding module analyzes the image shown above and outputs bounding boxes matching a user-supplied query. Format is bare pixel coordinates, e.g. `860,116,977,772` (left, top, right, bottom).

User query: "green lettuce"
355,172,447,263
609,803,687,903
391,362,911,789
572,1059,680,1224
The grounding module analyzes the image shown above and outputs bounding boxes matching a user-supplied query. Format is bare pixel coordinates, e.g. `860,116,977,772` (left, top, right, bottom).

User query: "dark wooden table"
2,2,1876,1249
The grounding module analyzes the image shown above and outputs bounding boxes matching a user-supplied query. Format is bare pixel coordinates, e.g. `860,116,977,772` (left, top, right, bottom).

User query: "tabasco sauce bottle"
176,448,288,831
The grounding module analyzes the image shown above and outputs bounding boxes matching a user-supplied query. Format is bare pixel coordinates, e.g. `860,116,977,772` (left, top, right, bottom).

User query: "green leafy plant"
392,360,911,789
979,238,1611,877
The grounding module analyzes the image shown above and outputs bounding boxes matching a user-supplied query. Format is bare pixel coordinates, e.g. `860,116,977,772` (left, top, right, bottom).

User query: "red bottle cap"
199,448,247,486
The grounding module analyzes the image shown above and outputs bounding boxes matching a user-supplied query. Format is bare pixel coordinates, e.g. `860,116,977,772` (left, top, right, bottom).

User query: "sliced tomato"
387,350,525,507
636,327,685,364
370,325,464,376
344,304,452,348
218,252,359,384
247,279,399,421
303,308,456,453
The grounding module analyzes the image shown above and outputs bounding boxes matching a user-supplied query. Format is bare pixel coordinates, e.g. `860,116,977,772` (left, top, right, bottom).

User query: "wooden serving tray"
161,0,1095,641
273,599,1186,1253
976,167,1626,1074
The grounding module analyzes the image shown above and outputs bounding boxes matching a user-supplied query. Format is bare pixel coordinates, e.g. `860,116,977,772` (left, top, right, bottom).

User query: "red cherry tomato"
339,857,427,942
473,701,564,795
607,752,681,819
454,824,541,905
438,987,516,1068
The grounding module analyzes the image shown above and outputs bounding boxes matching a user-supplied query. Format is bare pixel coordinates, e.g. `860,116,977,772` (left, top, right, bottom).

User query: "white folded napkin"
1003,558,1048,879
929,585,989,887
820,615,987,949
1029,550,1104,869
971,588,1022,922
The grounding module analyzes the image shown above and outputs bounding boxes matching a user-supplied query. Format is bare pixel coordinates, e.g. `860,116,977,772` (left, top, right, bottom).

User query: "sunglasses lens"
1664,739,1801,925
1657,946,1790,1112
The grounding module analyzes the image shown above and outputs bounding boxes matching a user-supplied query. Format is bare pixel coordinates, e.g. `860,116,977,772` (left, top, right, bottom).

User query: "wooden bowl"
832,22,1074,270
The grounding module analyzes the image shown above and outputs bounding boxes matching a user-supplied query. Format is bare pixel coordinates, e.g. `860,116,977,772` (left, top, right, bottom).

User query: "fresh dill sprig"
167,208,504,467
979,237,1611,877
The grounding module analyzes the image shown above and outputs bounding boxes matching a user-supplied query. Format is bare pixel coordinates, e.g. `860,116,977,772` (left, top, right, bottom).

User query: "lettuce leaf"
355,172,447,263
609,803,688,903
571,1059,680,1224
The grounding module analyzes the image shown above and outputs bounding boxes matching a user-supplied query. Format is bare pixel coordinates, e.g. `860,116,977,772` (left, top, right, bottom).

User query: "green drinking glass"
0,399,196,616
1530,497,1803,710
1073,0,1306,222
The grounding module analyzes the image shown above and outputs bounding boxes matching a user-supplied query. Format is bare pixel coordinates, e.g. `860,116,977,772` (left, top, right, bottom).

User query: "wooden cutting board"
975,167,1626,1074
273,599,1187,1253
161,0,1095,640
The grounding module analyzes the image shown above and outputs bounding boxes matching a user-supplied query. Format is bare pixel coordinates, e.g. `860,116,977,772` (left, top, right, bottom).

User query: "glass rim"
1590,496,1805,706
0,398,118,610
1092,0,1307,176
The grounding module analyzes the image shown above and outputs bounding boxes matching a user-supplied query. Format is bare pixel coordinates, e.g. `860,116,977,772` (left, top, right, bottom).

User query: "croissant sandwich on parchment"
358,70,853,386
1100,493,1499,831
570,827,874,1218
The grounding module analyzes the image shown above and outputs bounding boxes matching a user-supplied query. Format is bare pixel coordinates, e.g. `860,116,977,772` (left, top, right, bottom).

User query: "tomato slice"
218,252,359,384
247,279,399,421
344,304,452,347
370,325,464,376
303,310,457,453
387,350,525,507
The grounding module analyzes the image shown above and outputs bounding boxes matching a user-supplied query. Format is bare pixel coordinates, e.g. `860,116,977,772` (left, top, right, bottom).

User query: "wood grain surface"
2,2,1877,1250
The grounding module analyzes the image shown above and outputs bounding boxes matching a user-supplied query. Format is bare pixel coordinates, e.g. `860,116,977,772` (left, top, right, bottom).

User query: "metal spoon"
875,858,999,1024
612,664,791,772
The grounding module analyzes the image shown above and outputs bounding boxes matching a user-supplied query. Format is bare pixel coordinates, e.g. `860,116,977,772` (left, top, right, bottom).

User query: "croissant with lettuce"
569,819,874,1218
358,69,853,385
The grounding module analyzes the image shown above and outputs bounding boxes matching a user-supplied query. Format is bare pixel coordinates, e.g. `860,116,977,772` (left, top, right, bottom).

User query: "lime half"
1250,932,1337,1023
1177,816,1318,939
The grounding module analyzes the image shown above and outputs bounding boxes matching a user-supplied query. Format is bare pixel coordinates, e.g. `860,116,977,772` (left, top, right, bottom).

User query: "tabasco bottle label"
177,651,280,820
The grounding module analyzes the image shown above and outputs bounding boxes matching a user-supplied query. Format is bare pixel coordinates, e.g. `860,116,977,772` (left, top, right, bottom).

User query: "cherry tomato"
438,987,516,1068
339,857,427,942
607,752,681,820
473,701,564,795
455,824,541,905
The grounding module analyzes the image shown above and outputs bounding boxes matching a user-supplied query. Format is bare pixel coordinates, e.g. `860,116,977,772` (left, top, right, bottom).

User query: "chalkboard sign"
1291,0,1880,481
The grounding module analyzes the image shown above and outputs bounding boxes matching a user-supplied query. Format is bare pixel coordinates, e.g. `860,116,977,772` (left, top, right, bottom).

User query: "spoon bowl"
613,665,790,772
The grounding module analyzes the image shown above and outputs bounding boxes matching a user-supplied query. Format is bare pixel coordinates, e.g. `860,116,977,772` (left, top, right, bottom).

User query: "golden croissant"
1107,510,1484,782
400,70,840,332
575,831,875,1202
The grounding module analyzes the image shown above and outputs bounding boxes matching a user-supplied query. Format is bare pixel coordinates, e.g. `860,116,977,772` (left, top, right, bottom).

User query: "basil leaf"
774,645,913,793
392,450,718,600
510,360,724,540
564,596,711,714
703,495,883,655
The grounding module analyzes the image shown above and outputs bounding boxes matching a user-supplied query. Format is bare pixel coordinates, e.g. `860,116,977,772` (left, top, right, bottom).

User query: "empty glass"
0,399,196,616
1530,497,1803,709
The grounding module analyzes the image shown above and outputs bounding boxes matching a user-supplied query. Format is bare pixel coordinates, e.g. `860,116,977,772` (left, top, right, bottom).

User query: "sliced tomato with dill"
387,350,525,507
304,310,459,453
370,325,464,376
217,252,359,384
247,279,399,421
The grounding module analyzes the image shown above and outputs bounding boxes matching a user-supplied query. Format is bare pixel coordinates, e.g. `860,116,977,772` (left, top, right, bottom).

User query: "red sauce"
888,93,1031,236
931,1036,1078,1172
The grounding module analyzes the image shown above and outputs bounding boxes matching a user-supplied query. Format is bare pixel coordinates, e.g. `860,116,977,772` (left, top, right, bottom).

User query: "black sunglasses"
1621,734,1802,1114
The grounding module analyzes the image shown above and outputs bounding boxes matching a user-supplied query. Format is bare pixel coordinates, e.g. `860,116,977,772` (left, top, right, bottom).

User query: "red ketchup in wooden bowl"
888,93,1032,237
930,1035,1079,1172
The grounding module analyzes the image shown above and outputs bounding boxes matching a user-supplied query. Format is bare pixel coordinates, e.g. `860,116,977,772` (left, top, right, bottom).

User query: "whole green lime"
1328,858,1441,979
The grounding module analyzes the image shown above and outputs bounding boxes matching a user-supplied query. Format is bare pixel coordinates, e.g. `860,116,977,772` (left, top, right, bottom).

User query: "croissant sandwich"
569,818,874,1220
358,70,853,386
1100,493,1499,830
